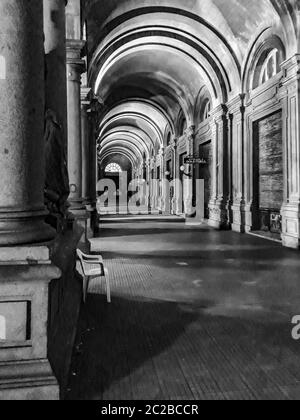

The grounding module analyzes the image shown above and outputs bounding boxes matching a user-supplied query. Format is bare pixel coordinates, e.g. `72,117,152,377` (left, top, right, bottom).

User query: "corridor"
67,218,300,400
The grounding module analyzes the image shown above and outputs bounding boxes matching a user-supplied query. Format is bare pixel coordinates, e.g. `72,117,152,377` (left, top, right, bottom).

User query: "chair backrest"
77,249,84,261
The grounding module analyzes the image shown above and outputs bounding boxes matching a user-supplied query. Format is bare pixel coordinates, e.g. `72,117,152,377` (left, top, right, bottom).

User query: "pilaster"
66,39,86,215
279,54,300,249
208,104,230,229
228,94,246,233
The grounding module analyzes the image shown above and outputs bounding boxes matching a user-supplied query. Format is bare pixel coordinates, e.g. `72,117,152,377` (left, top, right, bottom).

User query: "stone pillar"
43,0,68,142
0,0,55,246
88,100,100,232
81,87,92,206
228,95,246,233
146,160,151,212
0,0,60,400
159,147,165,212
171,139,181,215
208,105,230,229
66,39,86,216
184,126,195,217
162,147,170,215
279,55,300,249
150,158,155,210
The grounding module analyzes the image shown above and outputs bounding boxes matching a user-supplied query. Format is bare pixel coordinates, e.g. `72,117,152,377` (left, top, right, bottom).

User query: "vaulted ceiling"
80,0,298,171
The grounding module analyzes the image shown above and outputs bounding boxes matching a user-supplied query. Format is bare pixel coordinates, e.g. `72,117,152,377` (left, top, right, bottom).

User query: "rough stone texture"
48,224,84,399
67,40,86,212
258,111,283,210
0,0,54,245
44,0,68,143
44,110,70,222
0,261,61,400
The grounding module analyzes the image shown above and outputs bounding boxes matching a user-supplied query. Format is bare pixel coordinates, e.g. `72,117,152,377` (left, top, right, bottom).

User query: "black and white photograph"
0,0,300,403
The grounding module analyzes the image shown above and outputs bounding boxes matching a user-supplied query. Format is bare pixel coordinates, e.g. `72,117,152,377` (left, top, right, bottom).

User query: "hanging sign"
184,156,207,165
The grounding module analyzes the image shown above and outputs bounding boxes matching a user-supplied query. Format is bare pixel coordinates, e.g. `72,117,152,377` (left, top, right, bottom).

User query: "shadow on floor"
66,293,300,400
66,295,205,400
96,227,211,238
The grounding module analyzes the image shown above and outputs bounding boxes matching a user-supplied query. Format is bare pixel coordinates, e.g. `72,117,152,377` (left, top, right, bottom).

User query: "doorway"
253,110,283,236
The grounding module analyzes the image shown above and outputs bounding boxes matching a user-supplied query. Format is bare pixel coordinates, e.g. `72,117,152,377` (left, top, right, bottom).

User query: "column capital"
185,125,195,141
66,39,86,57
185,126,195,155
66,39,86,80
170,138,178,150
81,87,93,106
211,104,228,121
227,94,245,115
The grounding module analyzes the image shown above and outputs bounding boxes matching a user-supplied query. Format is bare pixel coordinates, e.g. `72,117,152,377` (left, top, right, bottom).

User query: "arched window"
105,163,122,173
259,49,280,85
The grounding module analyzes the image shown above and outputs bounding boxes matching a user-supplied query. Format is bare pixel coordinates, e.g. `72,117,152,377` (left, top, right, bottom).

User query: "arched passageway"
80,0,300,248
0,0,300,401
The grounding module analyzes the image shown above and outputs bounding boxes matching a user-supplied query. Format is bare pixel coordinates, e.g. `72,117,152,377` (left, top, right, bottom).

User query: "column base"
0,246,61,400
208,200,230,230
0,210,55,246
231,201,246,233
281,203,300,249
0,359,59,401
184,196,194,218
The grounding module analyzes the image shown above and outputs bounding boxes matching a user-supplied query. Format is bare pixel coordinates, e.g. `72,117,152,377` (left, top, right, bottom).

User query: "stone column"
162,147,170,215
228,95,246,233
279,55,300,249
66,39,86,215
208,105,230,229
81,87,92,206
88,100,100,232
43,0,68,142
146,159,151,212
0,0,60,400
184,126,195,217
171,138,181,215
159,147,165,212
0,0,55,246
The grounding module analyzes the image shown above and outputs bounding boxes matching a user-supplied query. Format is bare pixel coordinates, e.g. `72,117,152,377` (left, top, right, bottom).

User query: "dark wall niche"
253,110,283,233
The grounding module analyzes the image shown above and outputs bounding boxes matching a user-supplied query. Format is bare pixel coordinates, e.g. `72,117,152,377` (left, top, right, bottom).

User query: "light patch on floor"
193,279,203,287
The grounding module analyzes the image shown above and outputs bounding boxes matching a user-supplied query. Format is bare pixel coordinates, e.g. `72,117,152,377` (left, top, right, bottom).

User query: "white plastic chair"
76,249,111,303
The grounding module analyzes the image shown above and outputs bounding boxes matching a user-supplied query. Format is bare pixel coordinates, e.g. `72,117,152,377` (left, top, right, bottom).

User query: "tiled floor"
67,218,300,400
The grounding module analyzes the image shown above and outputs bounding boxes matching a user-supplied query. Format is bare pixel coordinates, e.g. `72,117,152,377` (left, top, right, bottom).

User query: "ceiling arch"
84,0,295,176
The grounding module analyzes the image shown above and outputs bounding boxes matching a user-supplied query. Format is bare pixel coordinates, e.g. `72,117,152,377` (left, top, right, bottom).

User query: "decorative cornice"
81,87,93,104
280,54,300,86
210,104,228,121
66,39,86,60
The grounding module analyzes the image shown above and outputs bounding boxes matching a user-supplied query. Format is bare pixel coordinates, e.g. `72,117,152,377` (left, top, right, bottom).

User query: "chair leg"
83,275,89,303
105,268,111,303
